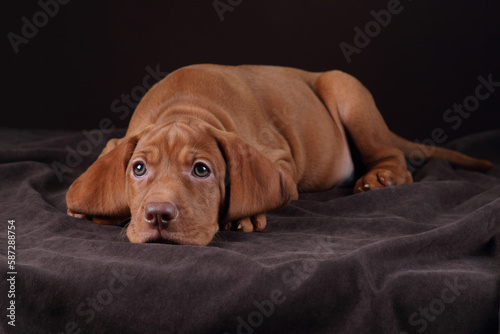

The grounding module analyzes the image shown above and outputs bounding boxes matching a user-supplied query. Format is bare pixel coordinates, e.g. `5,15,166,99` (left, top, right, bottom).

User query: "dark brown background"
3,0,500,142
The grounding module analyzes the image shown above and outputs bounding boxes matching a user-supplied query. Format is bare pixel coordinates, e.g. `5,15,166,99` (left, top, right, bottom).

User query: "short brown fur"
66,65,493,245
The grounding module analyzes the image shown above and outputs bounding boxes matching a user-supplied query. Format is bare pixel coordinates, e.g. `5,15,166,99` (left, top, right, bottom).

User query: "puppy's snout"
144,202,178,226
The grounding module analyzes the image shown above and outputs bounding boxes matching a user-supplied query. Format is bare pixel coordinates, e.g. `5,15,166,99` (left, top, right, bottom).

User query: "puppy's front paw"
67,209,89,220
354,168,412,193
223,213,267,232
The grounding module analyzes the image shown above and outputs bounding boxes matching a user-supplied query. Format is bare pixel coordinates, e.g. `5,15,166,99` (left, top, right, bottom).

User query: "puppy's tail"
390,132,494,171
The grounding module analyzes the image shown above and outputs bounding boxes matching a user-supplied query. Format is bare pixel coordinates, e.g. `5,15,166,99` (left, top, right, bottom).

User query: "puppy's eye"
133,162,147,177
193,163,210,178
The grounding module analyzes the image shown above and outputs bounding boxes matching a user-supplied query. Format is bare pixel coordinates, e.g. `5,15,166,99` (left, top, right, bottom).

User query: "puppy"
66,65,493,245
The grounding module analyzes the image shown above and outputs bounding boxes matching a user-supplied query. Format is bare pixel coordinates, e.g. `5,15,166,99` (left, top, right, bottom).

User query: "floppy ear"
210,128,298,222
66,136,138,225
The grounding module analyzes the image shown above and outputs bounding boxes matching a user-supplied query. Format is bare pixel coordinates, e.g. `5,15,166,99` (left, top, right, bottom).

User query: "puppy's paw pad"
354,170,396,193
377,171,395,187
67,209,89,220
251,213,267,232
227,218,254,232
225,214,267,232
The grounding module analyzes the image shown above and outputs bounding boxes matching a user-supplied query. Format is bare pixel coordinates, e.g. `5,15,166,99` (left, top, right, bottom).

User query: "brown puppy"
66,65,493,245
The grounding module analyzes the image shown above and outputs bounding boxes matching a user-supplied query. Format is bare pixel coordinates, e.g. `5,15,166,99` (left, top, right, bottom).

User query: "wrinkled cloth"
0,127,499,334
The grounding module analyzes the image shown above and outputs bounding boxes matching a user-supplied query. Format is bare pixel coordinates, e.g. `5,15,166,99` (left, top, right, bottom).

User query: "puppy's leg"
314,71,412,193
223,214,267,232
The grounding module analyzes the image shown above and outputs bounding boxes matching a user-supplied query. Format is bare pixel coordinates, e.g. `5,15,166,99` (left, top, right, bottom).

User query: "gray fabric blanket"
1,127,499,334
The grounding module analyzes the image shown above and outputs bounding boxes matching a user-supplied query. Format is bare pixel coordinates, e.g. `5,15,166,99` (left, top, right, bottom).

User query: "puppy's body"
67,64,493,245
126,65,353,191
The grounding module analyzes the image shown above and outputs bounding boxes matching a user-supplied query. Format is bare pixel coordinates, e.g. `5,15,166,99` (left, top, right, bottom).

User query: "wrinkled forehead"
133,123,217,162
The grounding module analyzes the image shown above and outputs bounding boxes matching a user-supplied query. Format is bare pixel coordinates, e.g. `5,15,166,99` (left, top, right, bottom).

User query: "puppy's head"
66,120,297,245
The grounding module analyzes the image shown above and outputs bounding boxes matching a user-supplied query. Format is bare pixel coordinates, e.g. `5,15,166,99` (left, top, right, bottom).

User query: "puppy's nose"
144,202,178,226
